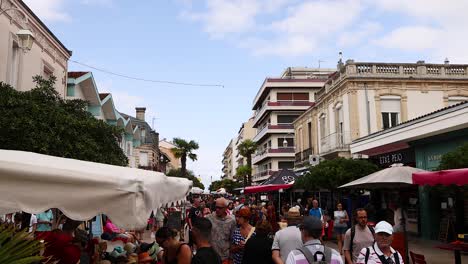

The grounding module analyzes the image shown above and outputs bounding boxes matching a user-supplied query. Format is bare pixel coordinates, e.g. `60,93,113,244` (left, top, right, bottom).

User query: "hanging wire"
70,60,224,88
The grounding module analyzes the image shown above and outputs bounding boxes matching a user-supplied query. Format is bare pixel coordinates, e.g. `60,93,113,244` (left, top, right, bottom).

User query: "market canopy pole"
0,149,192,229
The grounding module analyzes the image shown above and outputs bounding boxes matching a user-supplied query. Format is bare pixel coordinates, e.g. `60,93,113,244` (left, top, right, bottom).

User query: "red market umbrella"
244,183,293,194
412,168,468,186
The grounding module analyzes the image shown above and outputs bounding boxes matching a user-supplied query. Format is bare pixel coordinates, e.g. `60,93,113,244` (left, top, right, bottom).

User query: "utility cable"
70,60,224,88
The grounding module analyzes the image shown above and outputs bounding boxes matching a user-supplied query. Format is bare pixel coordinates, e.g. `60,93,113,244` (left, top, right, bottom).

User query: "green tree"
237,139,257,186
0,77,128,166
166,168,204,190
236,165,251,188
0,224,44,264
295,158,379,191
438,142,468,170
209,179,242,193
171,138,199,177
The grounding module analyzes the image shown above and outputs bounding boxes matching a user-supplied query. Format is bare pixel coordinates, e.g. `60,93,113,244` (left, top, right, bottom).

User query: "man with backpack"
356,221,403,264
343,208,374,264
285,216,343,264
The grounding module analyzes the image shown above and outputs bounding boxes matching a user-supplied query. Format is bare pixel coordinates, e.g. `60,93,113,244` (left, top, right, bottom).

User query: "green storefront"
411,128,468,239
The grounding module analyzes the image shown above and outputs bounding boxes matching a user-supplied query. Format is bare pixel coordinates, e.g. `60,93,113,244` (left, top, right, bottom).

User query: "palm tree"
171,138,199,177
0,224,44,263
237,139,257,186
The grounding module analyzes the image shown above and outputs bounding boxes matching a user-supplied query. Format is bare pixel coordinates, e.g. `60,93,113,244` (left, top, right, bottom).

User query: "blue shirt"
309,208,322,220
36,210,53,232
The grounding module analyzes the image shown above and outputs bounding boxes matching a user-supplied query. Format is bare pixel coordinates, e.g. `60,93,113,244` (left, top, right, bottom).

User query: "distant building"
221,139,235,179
251,67,334,183
159,138,182,173
0,0,72,95
120,108,160,171
233,117,256,176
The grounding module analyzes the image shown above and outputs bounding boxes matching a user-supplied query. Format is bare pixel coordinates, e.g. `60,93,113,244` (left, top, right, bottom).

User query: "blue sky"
24,0,468,188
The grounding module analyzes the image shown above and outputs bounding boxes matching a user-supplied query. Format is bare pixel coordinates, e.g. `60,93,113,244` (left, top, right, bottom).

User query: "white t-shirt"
272,226,303,263
334,210,347,227
29,214,37,233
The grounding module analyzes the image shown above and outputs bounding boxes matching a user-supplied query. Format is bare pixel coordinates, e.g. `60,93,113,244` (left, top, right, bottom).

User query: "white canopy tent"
190,187,204,194
0,150,192,229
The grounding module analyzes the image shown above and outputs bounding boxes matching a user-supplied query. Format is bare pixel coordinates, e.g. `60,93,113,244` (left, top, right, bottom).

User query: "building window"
277,115,299,124
319,113,326,139
66,84,75,97
278,161,294,169
278,138,294,148
307,122,312,149
126,142,132,156
448,96,468,106
380,96,401,129
335,103,344,144
7,40,20,87
277,93,309,101
139,152,148,167
141,128,146,143
43,61,54,79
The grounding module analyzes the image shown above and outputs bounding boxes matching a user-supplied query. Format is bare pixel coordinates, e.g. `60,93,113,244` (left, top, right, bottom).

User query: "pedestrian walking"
206,197,237,264
356,221,404,264
191,218,222,264
343,208,374,264
156,227,192,264
231,207,256,264
285,216,343,264
243,220,274,264
272,207,303,264
188,197,202,247
334,203,349,255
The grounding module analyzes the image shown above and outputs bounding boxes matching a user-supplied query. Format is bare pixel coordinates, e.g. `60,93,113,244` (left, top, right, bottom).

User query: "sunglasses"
216,206,226,209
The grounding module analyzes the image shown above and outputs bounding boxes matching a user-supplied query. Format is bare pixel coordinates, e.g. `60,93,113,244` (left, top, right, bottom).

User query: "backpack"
350,225,374,254
363,245,400,264
296,245,333,264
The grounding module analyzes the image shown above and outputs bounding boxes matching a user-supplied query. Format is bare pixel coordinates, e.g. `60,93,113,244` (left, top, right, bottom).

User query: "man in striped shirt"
356,221,403,264
286,216,343,264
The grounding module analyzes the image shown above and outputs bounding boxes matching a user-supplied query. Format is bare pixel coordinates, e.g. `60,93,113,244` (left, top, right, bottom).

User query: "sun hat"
287,207,301,218
124,242,136,254
375,221,393,235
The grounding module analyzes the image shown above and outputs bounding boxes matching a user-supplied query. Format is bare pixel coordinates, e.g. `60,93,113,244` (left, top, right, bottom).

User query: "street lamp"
282,133,294,148
0,1,35,52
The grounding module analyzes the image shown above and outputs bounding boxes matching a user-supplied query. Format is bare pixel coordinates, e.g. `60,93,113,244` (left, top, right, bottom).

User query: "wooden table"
436,241,468,264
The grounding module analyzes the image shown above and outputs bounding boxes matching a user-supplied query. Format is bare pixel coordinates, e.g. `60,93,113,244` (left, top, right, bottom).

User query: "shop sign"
371,148,415,167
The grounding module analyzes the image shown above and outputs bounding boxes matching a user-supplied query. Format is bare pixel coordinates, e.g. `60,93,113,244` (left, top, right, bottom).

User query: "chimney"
135,107,146,121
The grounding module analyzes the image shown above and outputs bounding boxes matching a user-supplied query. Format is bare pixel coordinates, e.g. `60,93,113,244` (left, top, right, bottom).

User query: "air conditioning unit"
309,155,320,166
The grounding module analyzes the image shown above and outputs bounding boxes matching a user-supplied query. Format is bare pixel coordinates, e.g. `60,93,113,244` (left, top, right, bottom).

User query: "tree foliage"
209,179,242,193
166,168,204,190
235,165,251,188
438,142,468,170
0,76,128,166
0,224,44,264
236,139,257,186
295,158,379,190
171,138,199,177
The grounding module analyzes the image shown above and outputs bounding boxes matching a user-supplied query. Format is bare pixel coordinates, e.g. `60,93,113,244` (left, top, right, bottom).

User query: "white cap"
375,221,393,235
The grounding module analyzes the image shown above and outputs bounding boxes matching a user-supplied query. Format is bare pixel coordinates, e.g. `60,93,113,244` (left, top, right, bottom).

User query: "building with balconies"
293,59,468,172
221,139,235,179
251,67,334,183
234,117,256,174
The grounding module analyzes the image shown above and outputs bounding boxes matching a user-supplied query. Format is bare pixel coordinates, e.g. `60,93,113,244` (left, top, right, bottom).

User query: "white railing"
320,132,352,154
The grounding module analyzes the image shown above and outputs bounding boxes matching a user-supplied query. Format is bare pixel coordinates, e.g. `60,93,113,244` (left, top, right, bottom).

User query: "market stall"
0,149,192,229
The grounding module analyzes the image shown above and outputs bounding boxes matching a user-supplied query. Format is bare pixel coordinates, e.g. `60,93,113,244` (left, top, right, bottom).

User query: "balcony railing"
320,61,468,101
254,100,315,125
253,123,294,142
253,147,295,164
320,132,351,154
294,148,313,168
252,170,275,181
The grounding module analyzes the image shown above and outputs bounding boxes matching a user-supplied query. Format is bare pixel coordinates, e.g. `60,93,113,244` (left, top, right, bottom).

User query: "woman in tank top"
156,227,192,264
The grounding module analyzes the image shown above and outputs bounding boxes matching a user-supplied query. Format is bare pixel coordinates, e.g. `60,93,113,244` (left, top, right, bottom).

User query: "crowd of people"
0,195,405,264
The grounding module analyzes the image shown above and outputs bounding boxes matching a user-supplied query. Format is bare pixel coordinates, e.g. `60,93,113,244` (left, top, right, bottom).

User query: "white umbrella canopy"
0,150,192,229
190,187,204,194
339,163,427,189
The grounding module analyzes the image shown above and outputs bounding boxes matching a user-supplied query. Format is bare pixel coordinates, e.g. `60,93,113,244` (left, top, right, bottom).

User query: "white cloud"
374,26,442,51
338,22,382,47
23,0,70,22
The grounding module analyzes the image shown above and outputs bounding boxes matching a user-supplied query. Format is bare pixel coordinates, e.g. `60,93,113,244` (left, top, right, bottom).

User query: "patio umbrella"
190,187,204,194
0,149,192,229
339,163,427,189
413,168,468,186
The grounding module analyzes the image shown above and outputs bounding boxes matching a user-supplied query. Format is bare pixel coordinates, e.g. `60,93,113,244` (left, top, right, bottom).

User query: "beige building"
233,117,256,175
294,59,468,172
251,67,334,183
221,139,235,179
0,0,71,95
159,139,182,173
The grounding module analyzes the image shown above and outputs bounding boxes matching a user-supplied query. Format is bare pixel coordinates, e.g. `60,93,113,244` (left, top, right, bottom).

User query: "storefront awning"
244,183,293,194
413,168,468,186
